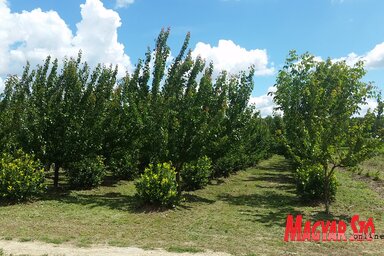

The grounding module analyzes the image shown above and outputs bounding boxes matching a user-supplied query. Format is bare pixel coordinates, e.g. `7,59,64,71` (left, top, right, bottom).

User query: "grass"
18,238,32,243
167,245,205,253
352,152,384,197
0,250,48,256
358,153,384,181
0,155,383,255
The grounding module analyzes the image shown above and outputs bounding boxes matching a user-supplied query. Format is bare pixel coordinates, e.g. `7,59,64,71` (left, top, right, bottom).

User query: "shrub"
213,155,236,178
0,150,45,201
135,162,178,207
295,163,338,202
66,155,106,189
108,152,139,180
181,156,212,191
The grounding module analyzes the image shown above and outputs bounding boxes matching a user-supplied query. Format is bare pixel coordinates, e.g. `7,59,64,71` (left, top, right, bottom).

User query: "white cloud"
249,86,277,117
357,98,378,117
0,0,132,82
73,0,132,77
332,42,384,69
191,40,274,76
0,77,4,92
115,0,134,9
332,52,361,66
364,42,384,69
249,86,377,118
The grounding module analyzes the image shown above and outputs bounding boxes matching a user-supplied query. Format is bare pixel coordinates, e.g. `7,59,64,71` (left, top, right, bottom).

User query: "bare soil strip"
0,240,231,256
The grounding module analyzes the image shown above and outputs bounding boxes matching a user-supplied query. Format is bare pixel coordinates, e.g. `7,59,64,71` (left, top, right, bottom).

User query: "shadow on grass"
41,191,168,213
39,187,216,213
255,183,296,191
255,158,293,172
243,174,296,187
217,156,304,227
208,178,226,186
218,191,302,227
100,173,122,187
310,211,351,223
182,193,216,204
177,193,216,210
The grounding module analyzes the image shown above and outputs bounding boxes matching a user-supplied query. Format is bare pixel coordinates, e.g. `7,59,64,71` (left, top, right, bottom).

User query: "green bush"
66,155,106,189
213,155,236,178
108,151,139,180
181,156,212,191
135,162,178,207
295,163,338,202
0,150,45,201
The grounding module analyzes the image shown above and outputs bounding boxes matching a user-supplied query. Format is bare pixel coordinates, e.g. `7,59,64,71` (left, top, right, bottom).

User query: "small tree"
372,93,384,142
273,51,380,213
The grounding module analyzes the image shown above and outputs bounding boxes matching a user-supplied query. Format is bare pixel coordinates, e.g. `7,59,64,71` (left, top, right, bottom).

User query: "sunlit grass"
0,155,383,255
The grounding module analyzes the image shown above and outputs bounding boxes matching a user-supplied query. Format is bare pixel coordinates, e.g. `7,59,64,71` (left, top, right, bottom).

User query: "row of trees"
0,29,271,201
0,30,381,211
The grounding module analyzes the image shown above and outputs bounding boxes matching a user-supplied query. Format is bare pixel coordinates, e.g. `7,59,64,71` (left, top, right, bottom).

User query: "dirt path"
0,240,231,256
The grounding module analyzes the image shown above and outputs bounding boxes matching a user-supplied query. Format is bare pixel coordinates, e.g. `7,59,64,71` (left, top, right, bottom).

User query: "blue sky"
1,0,384,115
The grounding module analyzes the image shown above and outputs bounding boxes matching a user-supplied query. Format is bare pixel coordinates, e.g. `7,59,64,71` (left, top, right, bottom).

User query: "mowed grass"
0,155,383,255
352,150,384,196
358,153,384,179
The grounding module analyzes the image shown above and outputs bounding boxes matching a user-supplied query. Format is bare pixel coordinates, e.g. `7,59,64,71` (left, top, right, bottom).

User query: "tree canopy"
0,29,271,194
273,51,380,213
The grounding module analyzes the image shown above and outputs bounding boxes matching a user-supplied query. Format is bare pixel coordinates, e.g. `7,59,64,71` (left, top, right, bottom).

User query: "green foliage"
181,156,212,191
373,170,380,181
107,151,139,180
264,115,287,156
372,93,383,141
135,162,178,207
212,113,271,177
0,30,271,195
66,156,106,189
213,152,238,178
0,150,45,201
296,164,337,202
273,50,380,213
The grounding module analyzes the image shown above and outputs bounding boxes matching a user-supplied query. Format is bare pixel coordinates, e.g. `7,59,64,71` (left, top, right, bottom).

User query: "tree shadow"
255,159,293,172
208,178,226,186
100,173,122,187
177,193,216,210
255,184,296,191
39,189,216,213
182,193,216,204
38,187,167,213
41,191,142,212
218,191,302,227
310,210,351,223
243,174,296,186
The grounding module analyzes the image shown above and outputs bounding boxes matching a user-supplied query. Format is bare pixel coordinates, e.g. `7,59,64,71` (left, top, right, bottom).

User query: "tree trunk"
175,162,184,197
175,162,183,197
324,166,330,214
53,163,60,188
176,170,181,196
325,188,330,214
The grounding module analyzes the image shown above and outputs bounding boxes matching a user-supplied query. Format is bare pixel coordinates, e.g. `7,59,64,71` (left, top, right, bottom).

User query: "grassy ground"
357,154,384,180
352,152,384,197
0,155,383,255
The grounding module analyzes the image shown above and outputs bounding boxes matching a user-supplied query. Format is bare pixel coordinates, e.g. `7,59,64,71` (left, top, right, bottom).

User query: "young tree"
0,53,116,188
273,51,380,213
0,29,271,198
373,93,384,141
